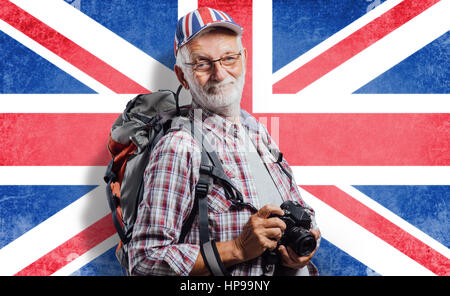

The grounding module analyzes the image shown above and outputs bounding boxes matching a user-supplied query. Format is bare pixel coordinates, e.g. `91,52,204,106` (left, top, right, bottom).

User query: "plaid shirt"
128,107,319,276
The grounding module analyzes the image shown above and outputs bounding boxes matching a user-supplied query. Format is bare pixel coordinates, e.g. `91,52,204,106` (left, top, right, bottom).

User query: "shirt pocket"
207,185,233,214
210,163,242,214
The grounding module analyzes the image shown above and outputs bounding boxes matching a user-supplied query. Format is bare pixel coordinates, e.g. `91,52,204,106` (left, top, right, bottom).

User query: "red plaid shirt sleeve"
128,128,202,276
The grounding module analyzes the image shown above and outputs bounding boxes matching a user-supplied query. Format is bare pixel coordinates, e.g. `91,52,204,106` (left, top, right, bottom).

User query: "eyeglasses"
184,52,242,72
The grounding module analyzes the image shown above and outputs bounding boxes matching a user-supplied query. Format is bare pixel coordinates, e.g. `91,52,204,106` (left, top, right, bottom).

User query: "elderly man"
128,7,320,276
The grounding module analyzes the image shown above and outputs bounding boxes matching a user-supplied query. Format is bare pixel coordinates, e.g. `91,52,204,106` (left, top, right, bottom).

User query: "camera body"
267,200,317,260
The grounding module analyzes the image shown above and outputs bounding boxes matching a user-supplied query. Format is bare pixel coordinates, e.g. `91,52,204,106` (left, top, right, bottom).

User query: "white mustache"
205,76,236,93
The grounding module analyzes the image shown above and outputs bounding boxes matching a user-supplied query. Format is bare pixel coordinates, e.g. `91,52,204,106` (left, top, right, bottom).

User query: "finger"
262,237,279,251
278,245,295,265
288,245,316,261
286,246,301,260
310,229,321,241
264,227,283,241
256,204,284,218
264,217,287,231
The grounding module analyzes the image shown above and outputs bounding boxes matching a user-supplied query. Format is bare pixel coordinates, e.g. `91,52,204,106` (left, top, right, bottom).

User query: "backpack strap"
190,123,245,276
196,149,229,276
104,160,131,244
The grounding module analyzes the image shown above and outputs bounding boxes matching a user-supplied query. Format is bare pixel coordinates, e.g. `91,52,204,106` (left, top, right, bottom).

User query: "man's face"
187,30,244,91
176,29,247,116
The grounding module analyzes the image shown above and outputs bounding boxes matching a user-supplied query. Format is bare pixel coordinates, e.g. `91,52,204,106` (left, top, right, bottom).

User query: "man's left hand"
278,229,320,269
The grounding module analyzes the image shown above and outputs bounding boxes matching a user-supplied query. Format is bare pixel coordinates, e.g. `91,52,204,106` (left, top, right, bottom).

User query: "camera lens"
288,227,317,257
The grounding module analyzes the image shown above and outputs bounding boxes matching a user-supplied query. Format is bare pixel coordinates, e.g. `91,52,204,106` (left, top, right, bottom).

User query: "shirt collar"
188,103,243,139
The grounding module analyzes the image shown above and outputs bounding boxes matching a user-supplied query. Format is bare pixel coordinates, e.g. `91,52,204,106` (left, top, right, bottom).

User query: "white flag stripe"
178,0,198,20
10,0,179,92
1,166,450,185
272,0,404,83
0,90,194,113
292,166,450,185
269,93,450,113
299,188,436,275
338,185,450,260
0,19,114,94
0,93,448,113
299,0,450,96
52,234,119,276
0,166,106,185
0,94,133,113
252,0,272,113
0,186,109,275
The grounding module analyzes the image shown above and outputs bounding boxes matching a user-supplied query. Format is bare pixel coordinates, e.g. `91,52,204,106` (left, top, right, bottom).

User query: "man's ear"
174,65,190,90
242,47,248,69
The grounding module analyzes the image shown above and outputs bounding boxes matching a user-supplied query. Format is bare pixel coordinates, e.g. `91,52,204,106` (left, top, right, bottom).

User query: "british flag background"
0,0,449,276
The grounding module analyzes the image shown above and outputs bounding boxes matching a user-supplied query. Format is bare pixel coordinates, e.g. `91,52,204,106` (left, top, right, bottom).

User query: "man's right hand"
232,204,287,262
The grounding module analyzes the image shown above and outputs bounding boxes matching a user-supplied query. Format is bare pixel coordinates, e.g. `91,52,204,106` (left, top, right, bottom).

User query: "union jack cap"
175,7,243,56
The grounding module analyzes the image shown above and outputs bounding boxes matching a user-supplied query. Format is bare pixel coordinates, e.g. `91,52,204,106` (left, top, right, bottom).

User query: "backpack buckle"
199,164,213,175
104,159,117,183
195,181,209,199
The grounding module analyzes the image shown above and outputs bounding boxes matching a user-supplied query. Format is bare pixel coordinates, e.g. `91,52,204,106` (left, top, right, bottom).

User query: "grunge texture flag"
0,0,449,276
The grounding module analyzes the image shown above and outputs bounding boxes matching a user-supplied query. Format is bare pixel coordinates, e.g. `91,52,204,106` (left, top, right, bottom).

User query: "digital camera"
269,200,317,258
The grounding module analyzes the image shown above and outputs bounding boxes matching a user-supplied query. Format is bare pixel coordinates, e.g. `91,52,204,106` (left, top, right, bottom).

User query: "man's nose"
210,61,228,82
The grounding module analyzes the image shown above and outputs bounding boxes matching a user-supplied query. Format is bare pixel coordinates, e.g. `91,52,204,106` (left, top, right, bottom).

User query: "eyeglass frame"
183,51,242,72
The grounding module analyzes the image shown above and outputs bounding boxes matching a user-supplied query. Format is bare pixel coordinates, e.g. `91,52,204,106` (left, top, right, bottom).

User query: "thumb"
257,204,283,218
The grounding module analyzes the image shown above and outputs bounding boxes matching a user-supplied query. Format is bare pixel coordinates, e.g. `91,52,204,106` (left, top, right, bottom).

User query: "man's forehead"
189,46,239,59
186,30,240,58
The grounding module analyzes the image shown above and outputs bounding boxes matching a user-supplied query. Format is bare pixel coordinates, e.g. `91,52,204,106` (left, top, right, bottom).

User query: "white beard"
185,69,245,119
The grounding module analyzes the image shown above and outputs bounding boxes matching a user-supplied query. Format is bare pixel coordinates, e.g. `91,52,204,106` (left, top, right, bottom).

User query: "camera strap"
243,129,283,209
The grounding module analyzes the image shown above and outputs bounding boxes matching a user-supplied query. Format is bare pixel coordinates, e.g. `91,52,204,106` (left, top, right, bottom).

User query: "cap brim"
203,21,243,36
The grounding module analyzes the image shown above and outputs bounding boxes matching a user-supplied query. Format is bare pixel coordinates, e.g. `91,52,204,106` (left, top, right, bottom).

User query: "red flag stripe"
0,113,448,166
0,113,116,166
272,113,450,166
15,214,116,276
0,0,149,94
273,0,441,94
301,185,450,275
